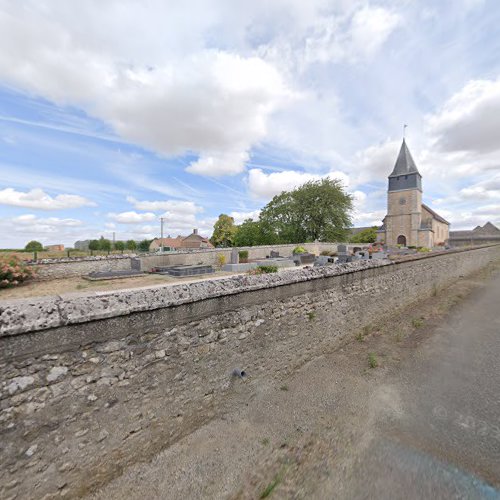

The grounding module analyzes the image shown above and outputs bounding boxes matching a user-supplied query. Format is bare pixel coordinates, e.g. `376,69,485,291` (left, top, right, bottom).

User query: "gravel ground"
89,262,500,499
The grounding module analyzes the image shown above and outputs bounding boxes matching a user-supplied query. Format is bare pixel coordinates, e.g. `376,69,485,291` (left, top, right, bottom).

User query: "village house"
149,229,213,251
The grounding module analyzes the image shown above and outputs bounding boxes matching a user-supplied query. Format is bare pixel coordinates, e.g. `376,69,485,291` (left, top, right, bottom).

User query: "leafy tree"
98,237,112,252
234,219,272,247
259,178,353,243
350,227,378,243
88,240,99,255
114,241,125,253
138,239,152,252
125,240,137,251
25,240,43,252
211,214,237,247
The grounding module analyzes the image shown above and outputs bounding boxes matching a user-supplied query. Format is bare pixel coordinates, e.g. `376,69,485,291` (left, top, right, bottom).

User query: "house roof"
421,203,450,225
153,236,184,248
389,139,421,178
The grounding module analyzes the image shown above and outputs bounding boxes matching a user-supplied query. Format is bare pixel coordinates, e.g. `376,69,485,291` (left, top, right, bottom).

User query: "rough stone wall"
1,246,499,499
136,242,341,271
33,257,133,280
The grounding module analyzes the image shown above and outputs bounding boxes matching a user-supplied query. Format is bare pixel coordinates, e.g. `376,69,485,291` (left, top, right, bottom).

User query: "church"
376,139,450,247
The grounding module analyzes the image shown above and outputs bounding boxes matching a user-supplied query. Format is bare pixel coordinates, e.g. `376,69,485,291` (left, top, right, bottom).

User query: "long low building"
449,222,500,247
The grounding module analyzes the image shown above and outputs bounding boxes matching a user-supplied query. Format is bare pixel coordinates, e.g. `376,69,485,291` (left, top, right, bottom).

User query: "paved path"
91,268,500,499
328,270,500,499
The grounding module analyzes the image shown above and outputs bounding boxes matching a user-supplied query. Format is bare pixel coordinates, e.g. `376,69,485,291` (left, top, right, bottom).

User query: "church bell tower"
385,139,422,247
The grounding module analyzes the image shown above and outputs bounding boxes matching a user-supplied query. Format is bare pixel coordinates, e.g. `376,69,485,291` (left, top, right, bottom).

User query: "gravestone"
270,250,280,258
230,248,239,264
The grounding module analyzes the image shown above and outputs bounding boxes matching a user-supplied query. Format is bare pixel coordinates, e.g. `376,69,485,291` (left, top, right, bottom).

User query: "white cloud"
304,6,401,65
0,187,95,210
229,210,261,225
0,3,291,177
428,78,500,154
107,211,156,224
14,214,82,228
247,168,350,200
186,151,250,176
126,196,202,214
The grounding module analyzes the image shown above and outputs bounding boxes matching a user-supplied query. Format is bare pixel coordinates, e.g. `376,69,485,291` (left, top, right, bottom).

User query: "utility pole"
160,217,165,252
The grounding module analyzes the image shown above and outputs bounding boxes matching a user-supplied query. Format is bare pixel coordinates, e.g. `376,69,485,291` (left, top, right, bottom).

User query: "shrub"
216,253,226,267
292,246,306,254
238,250,249,262
368,352,378,369
417,247,431,253
0,255,36,288
247,265,278,275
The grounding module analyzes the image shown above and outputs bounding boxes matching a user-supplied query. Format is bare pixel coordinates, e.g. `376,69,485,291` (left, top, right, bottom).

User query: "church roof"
389,139,421,178
421,203,450,225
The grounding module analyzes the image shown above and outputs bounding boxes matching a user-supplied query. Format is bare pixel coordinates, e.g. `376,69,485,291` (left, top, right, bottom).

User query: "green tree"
350,227,378,243
259,178,353,243
125,240,137,251
114,241,125,253
210,214,237,247
138,239,152,252
88,240,99,256
25,240,43,252
234,219,270,247
98,237,112,252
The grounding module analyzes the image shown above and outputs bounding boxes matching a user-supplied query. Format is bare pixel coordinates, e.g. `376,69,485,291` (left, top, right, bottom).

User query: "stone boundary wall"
134,242,345,271
33,257,133,280
29,242,350,279
1,245,499,499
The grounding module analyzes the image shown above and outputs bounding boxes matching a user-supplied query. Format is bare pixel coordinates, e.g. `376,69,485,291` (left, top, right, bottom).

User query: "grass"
412,318,424,328
355,331,365,342
362,324,371,336
261,438,270,446
280,385,289,391
368,352,378,369
260,471,284,498
307,311,316,321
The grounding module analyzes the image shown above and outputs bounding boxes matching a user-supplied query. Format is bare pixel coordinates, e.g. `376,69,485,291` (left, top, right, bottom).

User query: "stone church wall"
1,245,499,498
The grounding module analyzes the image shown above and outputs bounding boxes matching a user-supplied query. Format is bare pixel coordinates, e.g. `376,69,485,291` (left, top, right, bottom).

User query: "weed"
307,311,316,321
431,284,438,297
260,474,282,498
368,352,378,368
355,332,365,342
76,283,87,290
280,385,289,391
412,318,424,328
261,438,270,446
362,324,371,336
394,331,402,342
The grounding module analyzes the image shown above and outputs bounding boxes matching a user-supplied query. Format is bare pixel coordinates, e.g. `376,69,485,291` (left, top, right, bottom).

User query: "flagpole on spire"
403,123,408,139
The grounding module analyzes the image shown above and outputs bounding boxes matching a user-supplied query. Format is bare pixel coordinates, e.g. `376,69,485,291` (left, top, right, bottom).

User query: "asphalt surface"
329,270,500,499
90,268,500,500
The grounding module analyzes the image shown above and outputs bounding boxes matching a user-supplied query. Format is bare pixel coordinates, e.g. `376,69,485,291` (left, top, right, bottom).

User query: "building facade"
377,139,449,247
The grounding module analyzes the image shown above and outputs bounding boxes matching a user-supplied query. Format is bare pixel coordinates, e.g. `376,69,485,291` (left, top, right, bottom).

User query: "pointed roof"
389,139,421,177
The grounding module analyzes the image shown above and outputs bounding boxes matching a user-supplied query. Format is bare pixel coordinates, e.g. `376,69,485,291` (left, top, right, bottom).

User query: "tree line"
210,178,367,247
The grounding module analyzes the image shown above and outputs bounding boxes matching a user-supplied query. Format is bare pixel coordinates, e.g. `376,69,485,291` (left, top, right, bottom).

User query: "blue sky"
0,0,499,247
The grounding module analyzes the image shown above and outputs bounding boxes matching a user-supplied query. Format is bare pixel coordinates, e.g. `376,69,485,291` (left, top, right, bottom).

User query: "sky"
0,0,499,248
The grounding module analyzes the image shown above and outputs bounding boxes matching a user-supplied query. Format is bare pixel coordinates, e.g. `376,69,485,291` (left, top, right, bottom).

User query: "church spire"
389,139,420,178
